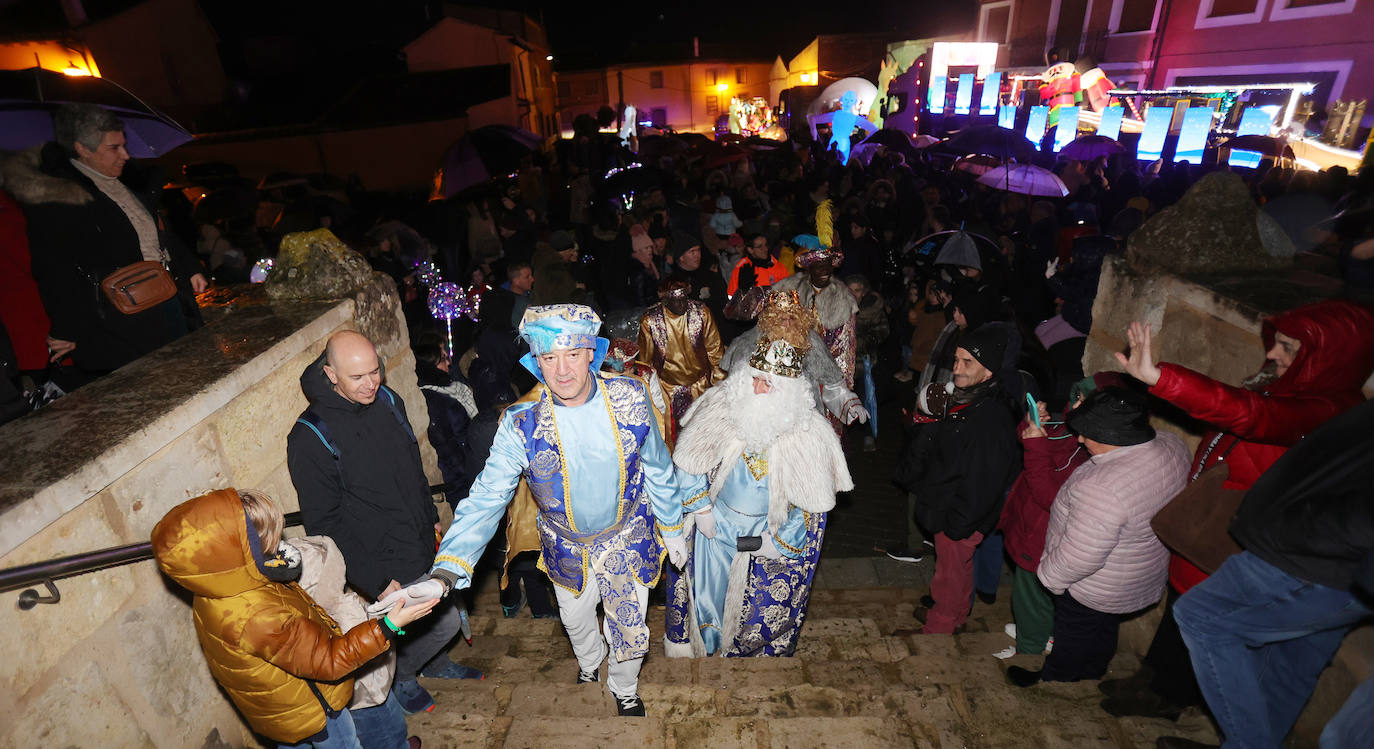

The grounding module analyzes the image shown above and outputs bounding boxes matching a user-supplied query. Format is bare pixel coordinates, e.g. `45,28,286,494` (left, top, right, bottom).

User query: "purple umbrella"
439,124,545,197
1060,134,1124,162
0,67,192,157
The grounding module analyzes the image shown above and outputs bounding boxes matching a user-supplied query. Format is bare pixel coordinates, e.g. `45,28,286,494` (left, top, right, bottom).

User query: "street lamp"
717,82,728,93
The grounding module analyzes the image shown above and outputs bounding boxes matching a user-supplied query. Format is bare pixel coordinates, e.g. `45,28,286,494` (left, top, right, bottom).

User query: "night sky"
1,0,977,70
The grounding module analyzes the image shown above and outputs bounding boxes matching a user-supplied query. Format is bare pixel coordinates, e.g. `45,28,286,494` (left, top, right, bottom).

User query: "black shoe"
919,594,935,608
1007,666,1041,688
1098,666,1154,697
577,668,599,684
912,605,929,623
1155,738,1217,749
1101,692,1183,722
615,694,646,716
976,591,997,605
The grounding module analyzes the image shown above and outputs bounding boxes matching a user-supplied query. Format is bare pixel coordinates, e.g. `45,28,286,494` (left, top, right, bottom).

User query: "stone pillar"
0,244,439,747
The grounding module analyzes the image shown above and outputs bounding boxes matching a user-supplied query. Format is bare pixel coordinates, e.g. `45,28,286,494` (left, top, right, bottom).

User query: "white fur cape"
673,381,853,531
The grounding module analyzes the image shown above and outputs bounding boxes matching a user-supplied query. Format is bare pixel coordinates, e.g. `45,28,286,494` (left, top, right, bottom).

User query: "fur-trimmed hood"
674,378,852,531
773,274,858,331
0,144,93,207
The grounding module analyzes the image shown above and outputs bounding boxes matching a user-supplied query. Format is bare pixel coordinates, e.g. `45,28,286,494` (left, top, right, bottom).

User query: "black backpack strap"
378,386,417,443
296,407,345,490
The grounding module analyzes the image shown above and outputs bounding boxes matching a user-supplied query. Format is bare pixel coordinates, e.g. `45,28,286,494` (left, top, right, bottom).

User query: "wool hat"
956,323,1009,377
1066,387,1156,446
671,230,701,261
517,304,610,382
550,230,578,252
716,195,734,211
630,226,654,256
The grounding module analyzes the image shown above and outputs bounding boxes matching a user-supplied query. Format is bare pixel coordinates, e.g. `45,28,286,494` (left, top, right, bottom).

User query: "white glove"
693,509,717,539
365,577,446,617
664,535,689,570
1045,259,1058,279
844,399,870,425
754,533,783,560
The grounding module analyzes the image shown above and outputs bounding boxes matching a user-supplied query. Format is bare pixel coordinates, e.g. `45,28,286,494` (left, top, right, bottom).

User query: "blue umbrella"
0,67,193,157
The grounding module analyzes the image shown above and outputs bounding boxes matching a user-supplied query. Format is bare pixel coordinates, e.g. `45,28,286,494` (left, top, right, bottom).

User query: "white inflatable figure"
619,104,637,148
807,90,876,166
728,99,743,135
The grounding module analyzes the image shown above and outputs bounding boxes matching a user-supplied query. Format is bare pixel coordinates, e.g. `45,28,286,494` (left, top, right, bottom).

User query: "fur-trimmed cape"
672,379,852,531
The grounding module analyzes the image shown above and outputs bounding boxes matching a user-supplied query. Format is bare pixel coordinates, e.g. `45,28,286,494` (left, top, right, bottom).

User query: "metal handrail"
4,486,449,608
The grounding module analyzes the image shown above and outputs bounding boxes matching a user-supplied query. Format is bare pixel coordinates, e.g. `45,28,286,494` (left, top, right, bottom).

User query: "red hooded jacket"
1149,298,1374,592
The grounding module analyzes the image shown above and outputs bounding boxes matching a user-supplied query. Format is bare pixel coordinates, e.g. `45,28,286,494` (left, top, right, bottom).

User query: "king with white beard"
665,291,854,657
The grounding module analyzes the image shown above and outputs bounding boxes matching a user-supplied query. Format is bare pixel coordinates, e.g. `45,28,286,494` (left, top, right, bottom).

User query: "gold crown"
757,290,817,352
748,336,804,379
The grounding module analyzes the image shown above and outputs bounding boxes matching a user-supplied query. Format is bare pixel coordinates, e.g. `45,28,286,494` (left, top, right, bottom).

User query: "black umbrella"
603,164,665,197
0,67,192,157
857,129,920,162
907,229,1001,267
938,125,1038,162
440,124,544,198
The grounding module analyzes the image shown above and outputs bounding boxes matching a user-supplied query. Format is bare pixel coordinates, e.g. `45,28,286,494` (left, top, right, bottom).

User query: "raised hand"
1113,321,1162,386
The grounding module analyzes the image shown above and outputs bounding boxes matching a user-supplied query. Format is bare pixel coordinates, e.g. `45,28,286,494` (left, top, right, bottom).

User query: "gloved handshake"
365,576,447,618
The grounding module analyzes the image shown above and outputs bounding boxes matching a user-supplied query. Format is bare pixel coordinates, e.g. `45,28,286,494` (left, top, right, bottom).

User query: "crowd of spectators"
7,101,1374,746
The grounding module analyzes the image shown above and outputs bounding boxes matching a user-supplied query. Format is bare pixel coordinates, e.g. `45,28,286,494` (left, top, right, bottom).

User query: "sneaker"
919,594,935,608
407,738,422,749
501,588,527,618
976,590,997,605
615,694,646,717
992,645,1017,660
1006,665,1041,688
885,545,924,563
1003,622,1017,640
577,668,599,684
420,659,484,680
392,679,435,715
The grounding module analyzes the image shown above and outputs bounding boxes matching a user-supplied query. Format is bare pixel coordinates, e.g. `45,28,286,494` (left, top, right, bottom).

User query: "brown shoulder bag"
1150,435,1244,574
101,261,177,315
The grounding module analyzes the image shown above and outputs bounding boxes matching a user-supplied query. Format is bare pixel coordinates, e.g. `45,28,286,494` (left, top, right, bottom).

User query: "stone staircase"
403,560,1221,748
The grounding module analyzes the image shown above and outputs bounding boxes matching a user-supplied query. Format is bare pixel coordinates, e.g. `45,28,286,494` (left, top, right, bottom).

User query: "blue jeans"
350,693,408,749
1175,552,1371,749
395,595,463,681
973,530,1004,599
1321,674,1374,749
277,708,363,749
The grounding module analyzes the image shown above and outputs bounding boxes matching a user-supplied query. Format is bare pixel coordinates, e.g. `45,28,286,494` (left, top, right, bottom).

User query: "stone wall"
1084,255,1372,747
0,279,440,748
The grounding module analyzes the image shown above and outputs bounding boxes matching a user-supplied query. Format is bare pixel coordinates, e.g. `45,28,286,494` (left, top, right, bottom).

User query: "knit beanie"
671,230,701,261
957,323,1009,377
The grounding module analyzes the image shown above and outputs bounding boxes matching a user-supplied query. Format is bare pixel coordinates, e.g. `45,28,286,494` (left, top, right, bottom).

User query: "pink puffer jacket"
1037,431,1190,614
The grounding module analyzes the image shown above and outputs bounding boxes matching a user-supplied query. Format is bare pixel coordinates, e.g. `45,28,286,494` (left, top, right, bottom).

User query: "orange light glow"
716,82,728,92
63,66,92,77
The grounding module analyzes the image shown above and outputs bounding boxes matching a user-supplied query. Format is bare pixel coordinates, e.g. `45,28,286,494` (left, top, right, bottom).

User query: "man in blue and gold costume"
665,291,853,657
387,304,691,717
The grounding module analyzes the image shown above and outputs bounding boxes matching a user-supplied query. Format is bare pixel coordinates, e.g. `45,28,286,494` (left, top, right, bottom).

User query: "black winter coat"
896,384,1022,541
14,144,203,372
1230,397,1374,592
287,355,439,598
